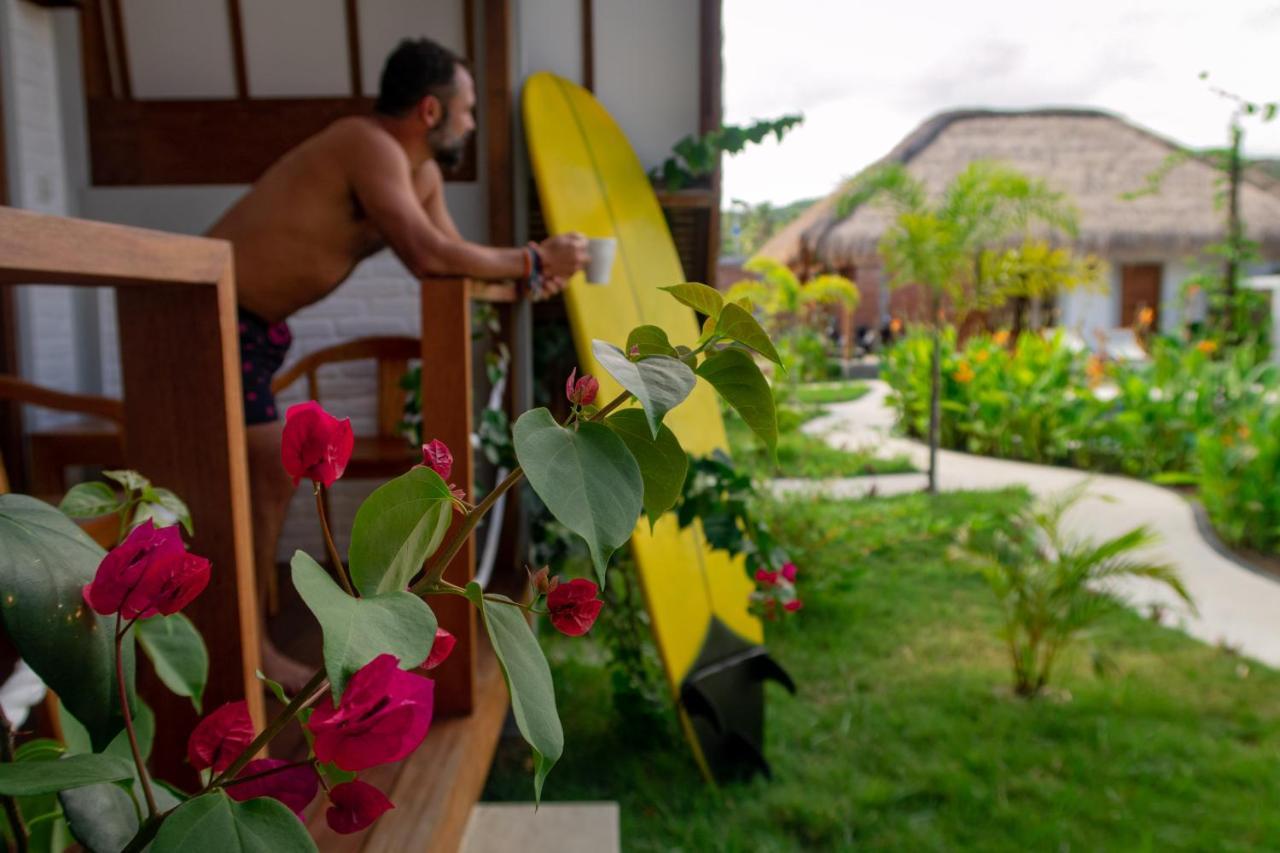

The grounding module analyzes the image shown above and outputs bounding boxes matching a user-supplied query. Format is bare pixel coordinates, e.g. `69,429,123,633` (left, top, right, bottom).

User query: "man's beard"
429,126,470,172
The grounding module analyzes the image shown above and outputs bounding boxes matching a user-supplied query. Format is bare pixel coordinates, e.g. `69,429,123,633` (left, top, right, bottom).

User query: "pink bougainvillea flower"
420,628,456,671
564,368,599,407
783,599,803,612
420,439,453,481
326,781,395,834
307,654,434,772
187,700,255,774
754,569,779,586
546,578,604,637
82,520,211,619
280,401,354,487
226,758,318,818
781,562,798,583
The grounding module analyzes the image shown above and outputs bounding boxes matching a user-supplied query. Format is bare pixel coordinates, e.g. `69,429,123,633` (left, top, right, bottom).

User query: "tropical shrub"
1197,397,1280,553
0,284,783,851
958,485,1193,696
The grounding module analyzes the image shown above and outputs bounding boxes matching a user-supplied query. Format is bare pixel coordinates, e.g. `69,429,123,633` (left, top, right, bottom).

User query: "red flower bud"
781,562,798,583
307,654,434,772
420,628,456,671
564,368,599,407
783,599,803,612
420,439,453,481
754,569,779,586
280,401,354,488
82,520,211,619
326,781,395,834
187,700,255,774
226,758,318,818
528,565,553,595
546,578,603,637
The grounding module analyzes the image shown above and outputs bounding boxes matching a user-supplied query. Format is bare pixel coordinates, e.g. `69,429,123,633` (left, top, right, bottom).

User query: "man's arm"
420,161,465,242
348,129,523,280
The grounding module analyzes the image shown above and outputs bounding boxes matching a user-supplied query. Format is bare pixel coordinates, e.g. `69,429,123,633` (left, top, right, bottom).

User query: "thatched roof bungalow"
760,109,1280,335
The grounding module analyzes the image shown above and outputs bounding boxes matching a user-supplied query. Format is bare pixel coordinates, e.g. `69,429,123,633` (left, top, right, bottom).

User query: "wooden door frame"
0,53,27,491
1120,262,1162,329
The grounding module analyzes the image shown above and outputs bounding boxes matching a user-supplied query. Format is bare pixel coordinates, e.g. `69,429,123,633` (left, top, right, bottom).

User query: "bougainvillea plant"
0,285,780,851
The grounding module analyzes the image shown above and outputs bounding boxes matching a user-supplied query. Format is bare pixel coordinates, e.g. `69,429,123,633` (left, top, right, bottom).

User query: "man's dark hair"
375,38,463,117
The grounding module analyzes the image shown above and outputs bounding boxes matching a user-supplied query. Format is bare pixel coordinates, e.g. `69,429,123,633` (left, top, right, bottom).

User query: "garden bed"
483,489,1280,850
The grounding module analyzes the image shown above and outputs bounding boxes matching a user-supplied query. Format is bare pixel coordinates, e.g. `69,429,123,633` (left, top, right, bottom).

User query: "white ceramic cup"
586,237,617,285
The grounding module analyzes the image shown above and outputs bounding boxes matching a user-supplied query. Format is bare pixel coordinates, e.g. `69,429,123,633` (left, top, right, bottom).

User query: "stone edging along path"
772,380,1280,668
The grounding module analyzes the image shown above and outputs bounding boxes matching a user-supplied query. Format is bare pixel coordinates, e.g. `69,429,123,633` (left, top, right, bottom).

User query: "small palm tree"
838,161,1077,491
958,485,1194,698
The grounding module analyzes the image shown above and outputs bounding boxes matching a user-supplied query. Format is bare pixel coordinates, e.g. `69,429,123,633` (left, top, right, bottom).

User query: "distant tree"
722,197,818,257
978,239,1107,335
837,161,1077,492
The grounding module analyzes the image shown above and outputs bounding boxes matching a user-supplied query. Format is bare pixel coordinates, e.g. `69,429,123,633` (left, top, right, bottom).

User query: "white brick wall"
1,0,81,429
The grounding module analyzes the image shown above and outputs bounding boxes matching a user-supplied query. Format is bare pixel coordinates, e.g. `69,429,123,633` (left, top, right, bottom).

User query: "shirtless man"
207,38,587,685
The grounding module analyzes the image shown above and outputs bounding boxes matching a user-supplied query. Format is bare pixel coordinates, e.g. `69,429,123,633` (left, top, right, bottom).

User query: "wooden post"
420,279,476,716
0,208,263,788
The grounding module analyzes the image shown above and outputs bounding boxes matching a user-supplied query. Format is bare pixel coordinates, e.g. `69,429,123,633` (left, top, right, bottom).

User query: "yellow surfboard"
523,72,792,781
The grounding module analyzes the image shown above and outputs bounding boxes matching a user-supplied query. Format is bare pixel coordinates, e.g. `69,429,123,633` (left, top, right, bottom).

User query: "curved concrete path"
774,381,1280,667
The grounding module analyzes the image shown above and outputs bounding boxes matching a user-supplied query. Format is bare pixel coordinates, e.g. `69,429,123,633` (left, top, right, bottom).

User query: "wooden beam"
581,0,594,92
78,0,115,99
226,0,249,99
484,0,513,245
105,0,132,99
85,98,479,185
420,278,476,717
343,0,363,97
0,59,22,493
699,0,723,289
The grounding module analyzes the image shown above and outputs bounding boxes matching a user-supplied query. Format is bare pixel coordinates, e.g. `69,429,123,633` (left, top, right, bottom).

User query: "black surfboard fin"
750,653,796,694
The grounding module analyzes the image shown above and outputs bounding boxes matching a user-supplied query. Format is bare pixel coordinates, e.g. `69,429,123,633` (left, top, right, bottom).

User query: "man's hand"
533,233,589,299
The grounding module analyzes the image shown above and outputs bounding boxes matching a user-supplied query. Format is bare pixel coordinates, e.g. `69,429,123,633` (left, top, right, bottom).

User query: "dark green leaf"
714,303,782,365
136,613,208,712
102,470,149,494
61,770,182,853
58,482,122,519
512,409,643,586
659,283,724,319
605,409,687,528
0,754,133,796
697,348,778,456
151,791,317,853
292,551,437,701
591,341,696,438
0,495,134,751
625,325,677,358
349,467,454,596
465,584,562,802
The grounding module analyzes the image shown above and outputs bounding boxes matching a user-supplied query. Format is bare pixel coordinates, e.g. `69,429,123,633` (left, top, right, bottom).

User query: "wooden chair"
269,335,423,479
0,375,126,499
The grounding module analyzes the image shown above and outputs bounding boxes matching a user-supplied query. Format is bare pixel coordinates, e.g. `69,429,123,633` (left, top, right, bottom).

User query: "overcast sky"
722,0,1280,206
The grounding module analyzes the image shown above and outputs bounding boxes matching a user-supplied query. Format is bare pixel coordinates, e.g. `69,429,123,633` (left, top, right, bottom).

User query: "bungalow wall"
1,0,709,559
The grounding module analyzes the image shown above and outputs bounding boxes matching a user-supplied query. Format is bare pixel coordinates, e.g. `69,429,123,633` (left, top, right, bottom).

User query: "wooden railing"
0,208,526,850
0,206,263,787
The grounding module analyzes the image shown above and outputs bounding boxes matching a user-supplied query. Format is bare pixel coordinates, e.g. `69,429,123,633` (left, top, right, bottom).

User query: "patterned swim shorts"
237,308,293,425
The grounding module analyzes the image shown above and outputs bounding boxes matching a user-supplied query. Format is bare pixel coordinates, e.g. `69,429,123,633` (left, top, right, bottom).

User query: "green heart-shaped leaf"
465,584,562,802
625,325,677,358
660,282,724,319
0,754,134,797
698,348,778,456
715,303,782,365
605,409,687,528
60,754,182,853
137,613,209,712
58,482,122,519
0,495,134,751
151,792,317,853
349,467,454,596
591,341,695,438
512,409,642,586
292,551,437,701
102,470,149,493
132,487,194,536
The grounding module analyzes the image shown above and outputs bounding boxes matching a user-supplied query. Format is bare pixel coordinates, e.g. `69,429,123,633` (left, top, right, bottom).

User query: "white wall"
593,0,701,172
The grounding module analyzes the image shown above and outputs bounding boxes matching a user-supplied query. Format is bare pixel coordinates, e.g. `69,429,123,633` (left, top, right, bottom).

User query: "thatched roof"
760,109,1280,268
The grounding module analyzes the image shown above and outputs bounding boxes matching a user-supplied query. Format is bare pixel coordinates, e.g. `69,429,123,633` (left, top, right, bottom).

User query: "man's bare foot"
261,636,314,695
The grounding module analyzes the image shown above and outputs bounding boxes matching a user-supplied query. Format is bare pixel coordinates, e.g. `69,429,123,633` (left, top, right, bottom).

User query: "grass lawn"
484,489,1280,851
791,380,871,406
724,409,914,479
